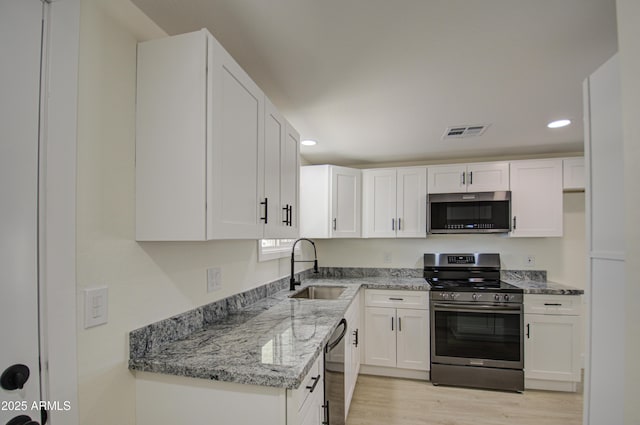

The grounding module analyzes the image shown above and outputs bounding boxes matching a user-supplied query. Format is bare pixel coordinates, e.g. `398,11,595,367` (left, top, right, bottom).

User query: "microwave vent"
442,124,490,140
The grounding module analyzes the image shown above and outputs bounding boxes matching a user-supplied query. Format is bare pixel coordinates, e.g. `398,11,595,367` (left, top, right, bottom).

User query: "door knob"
1,364,30,390
6,415,39,425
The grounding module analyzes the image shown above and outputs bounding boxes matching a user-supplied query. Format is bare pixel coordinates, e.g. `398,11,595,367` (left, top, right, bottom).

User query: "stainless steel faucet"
290,238,319,290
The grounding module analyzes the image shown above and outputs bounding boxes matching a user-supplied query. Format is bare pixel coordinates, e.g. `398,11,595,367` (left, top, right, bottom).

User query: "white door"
362,169,396,238
427,164,466,193
364,307,396,367
510,159,563,237
331,167,361,238
396,308,430,371
524,314,581,382
208,34,265,239
396,167,427,238
466,162,510,192
263,99,284,239
281,122,300,238
1,0,44,423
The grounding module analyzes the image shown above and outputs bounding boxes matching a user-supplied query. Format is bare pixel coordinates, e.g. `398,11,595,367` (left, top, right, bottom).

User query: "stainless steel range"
425,253,524,392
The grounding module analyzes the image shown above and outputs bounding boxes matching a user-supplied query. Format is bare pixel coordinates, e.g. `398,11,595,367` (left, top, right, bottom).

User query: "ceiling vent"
442,124,490,140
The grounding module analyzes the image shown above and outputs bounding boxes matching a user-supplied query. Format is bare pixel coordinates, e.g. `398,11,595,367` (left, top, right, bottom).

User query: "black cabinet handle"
391,317,394,331
353,329,359,347
544,303,562,306
513,216,517,230
282,204,289,225
388,297,404,301
461,172,466,185
469,171,473,185
288,205,293,226
526,323,530,339
306,374,321,393
333,218,337,231
260,198,268,223
398,317,402,332
398,218,401,231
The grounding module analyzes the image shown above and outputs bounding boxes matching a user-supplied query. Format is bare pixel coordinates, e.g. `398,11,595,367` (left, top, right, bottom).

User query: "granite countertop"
500,270,584,295
129,276,428,390
504,279,585,295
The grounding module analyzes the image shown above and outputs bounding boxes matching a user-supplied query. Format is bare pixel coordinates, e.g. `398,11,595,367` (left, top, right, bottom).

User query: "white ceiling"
131,0,618,166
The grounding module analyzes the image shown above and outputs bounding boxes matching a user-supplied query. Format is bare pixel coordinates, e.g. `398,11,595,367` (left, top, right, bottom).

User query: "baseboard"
525,378,578,392
359,364,430,381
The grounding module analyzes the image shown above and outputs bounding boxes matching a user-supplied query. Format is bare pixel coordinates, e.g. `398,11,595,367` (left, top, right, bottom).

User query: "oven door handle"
431,303,522,313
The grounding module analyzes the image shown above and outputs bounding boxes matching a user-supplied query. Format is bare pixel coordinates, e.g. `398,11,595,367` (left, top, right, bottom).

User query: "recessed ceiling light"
547,119,571,129
301,139,317,146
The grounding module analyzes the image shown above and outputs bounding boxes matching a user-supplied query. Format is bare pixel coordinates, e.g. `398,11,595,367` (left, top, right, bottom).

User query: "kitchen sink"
289,285,346,300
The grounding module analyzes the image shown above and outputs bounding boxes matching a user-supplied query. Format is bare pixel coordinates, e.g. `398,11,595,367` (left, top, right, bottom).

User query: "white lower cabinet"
364,290,429,372
344,293,361,417
524,295,582,392
136,355,324,425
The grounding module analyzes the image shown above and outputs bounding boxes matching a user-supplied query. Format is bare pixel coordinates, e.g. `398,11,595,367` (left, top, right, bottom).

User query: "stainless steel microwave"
428,191,511,234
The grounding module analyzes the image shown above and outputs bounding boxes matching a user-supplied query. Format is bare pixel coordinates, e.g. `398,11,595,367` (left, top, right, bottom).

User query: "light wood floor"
346,375,582,425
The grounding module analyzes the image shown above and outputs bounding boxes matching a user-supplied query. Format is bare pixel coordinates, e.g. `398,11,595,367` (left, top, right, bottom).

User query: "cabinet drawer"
290,355,323,413
365,289,428,310
524,294,582,316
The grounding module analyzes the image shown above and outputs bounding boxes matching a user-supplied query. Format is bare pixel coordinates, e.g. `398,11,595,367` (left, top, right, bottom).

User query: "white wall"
616,1,640,423
317,192,586,288
76,1,304,424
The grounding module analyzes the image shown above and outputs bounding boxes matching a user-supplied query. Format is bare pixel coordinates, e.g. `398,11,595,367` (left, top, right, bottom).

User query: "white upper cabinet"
263,99,300,239
281,122,301,237
362,167,427,238
509,159,563,237
300,165,361,238
427,162,509,193
136,29,298,240
562,157,585,191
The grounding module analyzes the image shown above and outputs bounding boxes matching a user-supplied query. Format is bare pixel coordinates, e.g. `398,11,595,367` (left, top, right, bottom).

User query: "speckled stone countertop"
500,270,584,295
129,274,428,390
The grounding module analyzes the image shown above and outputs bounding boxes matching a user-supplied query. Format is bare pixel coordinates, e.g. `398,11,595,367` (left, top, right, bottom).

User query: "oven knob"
442,293,449,300
504,294,511,302
472,293,479,301
494,294,501,301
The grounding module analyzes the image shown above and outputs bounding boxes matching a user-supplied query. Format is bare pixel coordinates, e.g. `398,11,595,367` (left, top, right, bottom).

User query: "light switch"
84,286,108,328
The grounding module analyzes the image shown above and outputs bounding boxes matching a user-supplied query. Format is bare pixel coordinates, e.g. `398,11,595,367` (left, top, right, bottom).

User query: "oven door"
430,302,523,369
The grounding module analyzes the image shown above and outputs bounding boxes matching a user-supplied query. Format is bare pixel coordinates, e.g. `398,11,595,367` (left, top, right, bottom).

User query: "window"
258,239,299,262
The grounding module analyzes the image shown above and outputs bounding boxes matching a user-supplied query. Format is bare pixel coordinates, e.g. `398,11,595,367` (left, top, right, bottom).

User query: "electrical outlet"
207,267,222,292
84,286,108,328
525,256,536,267
383,252,392,264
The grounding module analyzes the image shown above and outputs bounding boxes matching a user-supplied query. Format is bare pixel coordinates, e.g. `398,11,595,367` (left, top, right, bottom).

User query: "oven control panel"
431,291,523,304
447,255,475,264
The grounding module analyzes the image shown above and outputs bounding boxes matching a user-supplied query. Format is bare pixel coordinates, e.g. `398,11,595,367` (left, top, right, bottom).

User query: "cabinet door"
263,99,284,239
427,164,466,193
364,307,396,367
207,34,265,239
563,157,585,191
396,308,430,371
362,169,397,238
331,167,361,237
280,123,300,238
466,162,510,192
509,159,563,237
525,314,581,382
396,167,427,238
